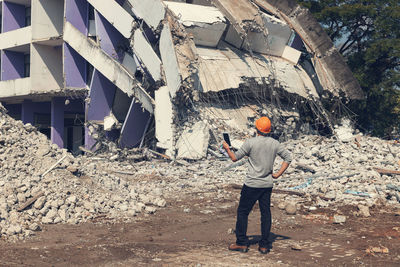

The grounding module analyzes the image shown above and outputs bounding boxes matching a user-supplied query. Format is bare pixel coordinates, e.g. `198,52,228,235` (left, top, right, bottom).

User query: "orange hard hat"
255,117,271,134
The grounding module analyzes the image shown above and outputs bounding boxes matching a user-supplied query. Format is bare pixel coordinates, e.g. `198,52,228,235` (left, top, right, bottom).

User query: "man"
222,116,292,254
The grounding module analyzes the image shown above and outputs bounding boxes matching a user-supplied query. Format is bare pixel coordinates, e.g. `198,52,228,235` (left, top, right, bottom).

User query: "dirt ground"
1,186,399,267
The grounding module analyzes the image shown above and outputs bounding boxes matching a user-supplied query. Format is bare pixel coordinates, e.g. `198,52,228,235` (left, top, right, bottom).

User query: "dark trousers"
235,184,272,247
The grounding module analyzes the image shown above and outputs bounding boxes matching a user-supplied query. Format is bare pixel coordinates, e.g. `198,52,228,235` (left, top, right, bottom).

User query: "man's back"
235,136,292,188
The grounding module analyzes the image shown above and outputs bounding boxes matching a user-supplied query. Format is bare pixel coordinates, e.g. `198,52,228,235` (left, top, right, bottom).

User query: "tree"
297,0,400,137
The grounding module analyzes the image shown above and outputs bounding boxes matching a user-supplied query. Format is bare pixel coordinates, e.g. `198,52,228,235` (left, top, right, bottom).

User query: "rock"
291,242,302,251
144,206,157,214
58,209,68,221
66,166,78,174
67,195,77,204
278,202,286,210
29,223,41,232
155,198,166,207
119,204,129,211
176,121,210,160
366,246,389,254
285,203,297,215
227,228,235,234
357,205,371,217
333,215,346,224
8,224,22,235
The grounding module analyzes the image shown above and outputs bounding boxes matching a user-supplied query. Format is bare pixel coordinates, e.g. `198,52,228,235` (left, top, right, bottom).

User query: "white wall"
31,43,63,92
32,0,64,40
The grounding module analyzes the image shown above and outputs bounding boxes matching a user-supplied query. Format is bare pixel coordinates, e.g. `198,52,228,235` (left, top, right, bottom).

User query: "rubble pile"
0,105,167,241
274,135,400,208
1,101,400,241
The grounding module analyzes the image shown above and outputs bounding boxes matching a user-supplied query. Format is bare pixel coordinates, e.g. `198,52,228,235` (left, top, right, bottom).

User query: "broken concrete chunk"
127,0,165,30
333,215,346,224
166,2,227,47
103,113,118,131
285,202,297,215
177,121,210,160
357,205,371,217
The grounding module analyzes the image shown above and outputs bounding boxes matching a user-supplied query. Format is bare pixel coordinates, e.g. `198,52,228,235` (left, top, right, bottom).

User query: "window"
89,5,95,20
24,54,30,77
25,6,31,27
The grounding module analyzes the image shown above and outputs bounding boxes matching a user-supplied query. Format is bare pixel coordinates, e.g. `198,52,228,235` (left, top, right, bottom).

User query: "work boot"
258,246,270,254
228,243,249,253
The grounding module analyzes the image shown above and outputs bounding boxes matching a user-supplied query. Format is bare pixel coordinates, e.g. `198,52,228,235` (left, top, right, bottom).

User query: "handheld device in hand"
223,132,231,146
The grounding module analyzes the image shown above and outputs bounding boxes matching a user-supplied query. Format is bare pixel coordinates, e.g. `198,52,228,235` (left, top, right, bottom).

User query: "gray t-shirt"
234,136,292,188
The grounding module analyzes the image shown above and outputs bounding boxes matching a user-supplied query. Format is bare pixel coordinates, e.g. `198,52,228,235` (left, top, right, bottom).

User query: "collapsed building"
0,0,364,158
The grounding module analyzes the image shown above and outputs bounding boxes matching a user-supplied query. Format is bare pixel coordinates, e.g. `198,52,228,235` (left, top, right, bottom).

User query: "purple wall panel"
1,50,24,81
95,11,125,62
21,100,34,124
64,98,85,113
87,70,116,121
119,100,150,148
3,103,21,116
64,43,87,88
2,1,25,32
115,0,125,6
65,0,88,35
51,97,65,148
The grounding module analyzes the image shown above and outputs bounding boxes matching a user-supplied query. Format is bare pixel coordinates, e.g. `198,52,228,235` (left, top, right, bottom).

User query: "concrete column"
2,1,26,33
51,97,65,148
21,100,34,124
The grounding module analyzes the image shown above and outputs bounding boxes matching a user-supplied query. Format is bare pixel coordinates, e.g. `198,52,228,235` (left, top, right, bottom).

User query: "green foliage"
297,0,400,137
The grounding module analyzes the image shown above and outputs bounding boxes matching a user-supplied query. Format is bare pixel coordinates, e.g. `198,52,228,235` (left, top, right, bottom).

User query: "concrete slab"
87,0,134,38
225,12,292,57
132,29,163,83
127,0,165,30
176,121,210,160
197,42,318,98
165,2,227,47
160,23,181,98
